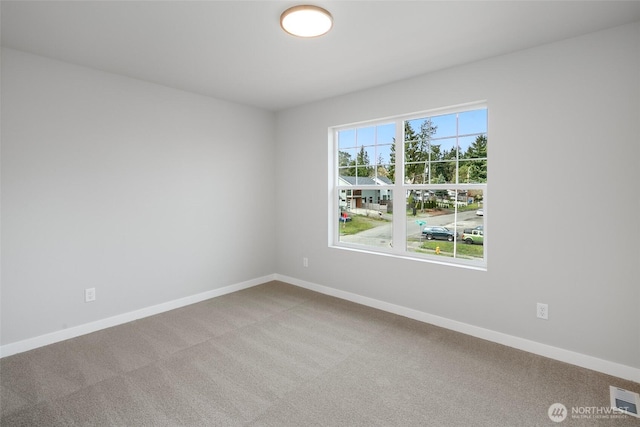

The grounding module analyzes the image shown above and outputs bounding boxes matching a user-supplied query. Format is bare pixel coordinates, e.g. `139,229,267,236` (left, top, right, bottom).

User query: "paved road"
340,210,483,248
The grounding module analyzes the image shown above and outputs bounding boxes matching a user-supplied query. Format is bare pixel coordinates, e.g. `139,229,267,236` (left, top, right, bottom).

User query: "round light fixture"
280,5,333,38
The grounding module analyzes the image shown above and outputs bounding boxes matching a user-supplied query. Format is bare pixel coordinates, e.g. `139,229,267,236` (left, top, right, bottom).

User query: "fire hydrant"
435,246,440,255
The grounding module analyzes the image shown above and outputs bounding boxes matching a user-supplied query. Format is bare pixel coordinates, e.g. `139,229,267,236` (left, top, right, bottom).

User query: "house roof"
374,176,393,185
339,176,394,186
339,176,377,186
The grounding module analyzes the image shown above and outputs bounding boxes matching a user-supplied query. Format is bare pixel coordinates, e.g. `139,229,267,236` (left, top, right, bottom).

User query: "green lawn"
339,215,389,235
417,240,483,258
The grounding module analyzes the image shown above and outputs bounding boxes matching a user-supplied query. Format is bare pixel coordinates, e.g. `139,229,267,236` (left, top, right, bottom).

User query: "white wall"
1,48,277,346
2,22,639,381
276,23,640,372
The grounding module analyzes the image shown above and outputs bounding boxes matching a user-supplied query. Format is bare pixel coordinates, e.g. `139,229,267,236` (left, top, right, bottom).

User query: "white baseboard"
3,272,639,384
0,274,276,358
276,274,640,384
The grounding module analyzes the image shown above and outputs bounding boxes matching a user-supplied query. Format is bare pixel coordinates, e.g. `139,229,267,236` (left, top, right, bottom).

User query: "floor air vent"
610,385,640,418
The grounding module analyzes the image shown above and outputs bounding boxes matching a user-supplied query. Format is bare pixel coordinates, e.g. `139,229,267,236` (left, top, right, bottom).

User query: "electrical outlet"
85,288,96,303
537,303,548,320
303,257,309,267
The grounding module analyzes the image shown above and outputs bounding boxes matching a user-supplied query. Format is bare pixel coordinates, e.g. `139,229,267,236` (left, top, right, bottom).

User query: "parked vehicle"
461,229,484,245
476,209,484,216
422,226,458,242
462,225,484,234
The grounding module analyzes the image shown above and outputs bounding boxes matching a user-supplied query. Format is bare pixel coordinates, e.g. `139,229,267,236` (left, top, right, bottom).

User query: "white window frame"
329,102,487,270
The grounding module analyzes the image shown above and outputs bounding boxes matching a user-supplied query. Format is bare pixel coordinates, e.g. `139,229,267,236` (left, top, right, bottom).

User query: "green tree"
354,146,373,178
404,121,422,183
389,139,396,180
464,134,487,158
404,120,434,183
462,135,487,182
338,150,352,167
412,119,438,183
376,155,389,178
338,150,355,177
389,118,438,183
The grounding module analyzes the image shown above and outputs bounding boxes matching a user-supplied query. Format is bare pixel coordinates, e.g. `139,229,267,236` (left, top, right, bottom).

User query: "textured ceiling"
2,1,639,111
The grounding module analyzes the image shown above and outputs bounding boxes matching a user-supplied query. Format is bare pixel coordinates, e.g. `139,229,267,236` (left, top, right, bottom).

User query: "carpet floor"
1,280,638,426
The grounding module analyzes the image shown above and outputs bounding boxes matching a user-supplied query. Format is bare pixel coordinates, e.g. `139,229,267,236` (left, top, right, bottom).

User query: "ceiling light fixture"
280,5,333,38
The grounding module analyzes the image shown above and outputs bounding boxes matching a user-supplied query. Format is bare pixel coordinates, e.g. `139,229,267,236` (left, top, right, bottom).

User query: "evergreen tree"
354,146,373,179
389,139,396,180
403,121,426,183
414,119,438,183
388,119,438,183
338,150,355,177
464,134,487,158
462,135,487,182
376,155,389,178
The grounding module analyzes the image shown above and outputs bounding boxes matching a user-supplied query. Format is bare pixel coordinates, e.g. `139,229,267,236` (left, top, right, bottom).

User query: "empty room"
1,1,639,425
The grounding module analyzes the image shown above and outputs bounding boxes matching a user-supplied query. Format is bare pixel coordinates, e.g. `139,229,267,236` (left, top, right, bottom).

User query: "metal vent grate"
610,386,640,418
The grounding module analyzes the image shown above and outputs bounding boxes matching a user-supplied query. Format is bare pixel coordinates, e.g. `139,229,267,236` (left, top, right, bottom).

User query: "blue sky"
338,108,487,167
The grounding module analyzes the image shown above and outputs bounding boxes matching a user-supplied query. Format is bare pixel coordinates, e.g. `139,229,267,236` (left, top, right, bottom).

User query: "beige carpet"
1,281,638,426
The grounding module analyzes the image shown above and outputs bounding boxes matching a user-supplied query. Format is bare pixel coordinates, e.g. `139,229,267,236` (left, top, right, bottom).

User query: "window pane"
357,126,375,146
406,117,439,140
340,123,398,182
339,167,355,179
338,148,356,168
376,143,393,167
459,135,487,160
404,117,438,184
430,161,457,184
406,189,484,261
432,136,458,160
357,146,376,169
455,189,484,261
406,191,458,257
340,175,376,185
374,164,394,184
430,113,457,137
375,142,395,183
376,144,393,163
338,129,356,149
459,160,487,183
458,109,488,135
377,123,395,144
405,161,429,184
338,190,393,249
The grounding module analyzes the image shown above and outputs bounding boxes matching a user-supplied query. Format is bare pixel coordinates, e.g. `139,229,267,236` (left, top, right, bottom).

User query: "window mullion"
392,118,406,254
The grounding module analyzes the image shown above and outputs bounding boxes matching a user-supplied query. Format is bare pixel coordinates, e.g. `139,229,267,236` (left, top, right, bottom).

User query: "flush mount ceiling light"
280,5,333,38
